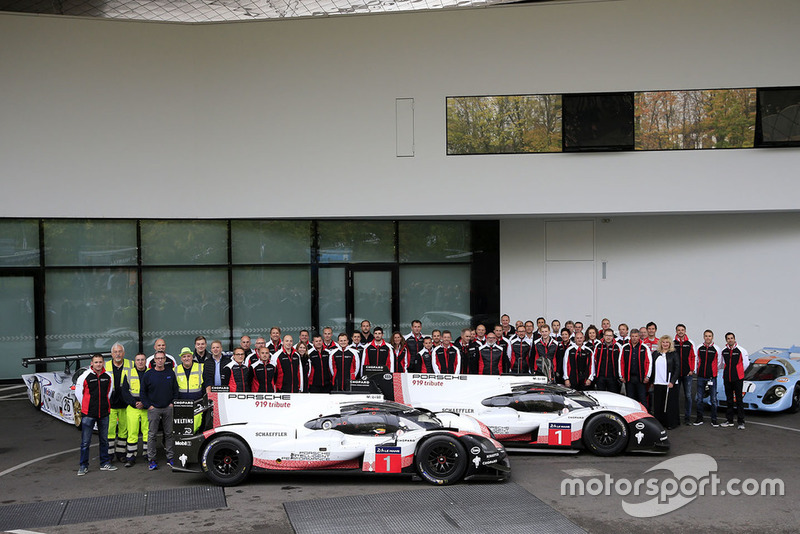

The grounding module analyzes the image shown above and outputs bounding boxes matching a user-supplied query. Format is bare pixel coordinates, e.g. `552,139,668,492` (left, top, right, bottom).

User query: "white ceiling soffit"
0,0,561,22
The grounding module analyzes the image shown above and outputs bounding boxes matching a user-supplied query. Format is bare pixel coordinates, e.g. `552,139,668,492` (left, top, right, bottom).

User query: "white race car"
21,354,102,428
172,391,510,486
370,373,670,456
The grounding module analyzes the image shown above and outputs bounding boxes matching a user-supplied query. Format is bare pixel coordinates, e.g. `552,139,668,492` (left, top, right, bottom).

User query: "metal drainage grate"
0,486,226,531
284,483,586,534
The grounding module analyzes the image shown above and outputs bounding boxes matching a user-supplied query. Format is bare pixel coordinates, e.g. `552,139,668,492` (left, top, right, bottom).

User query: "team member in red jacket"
721,332,750,429
564,332,594,391
478,333,506,375
250,346,276,393
273,335,304,393
554,328,572,384
532,325,558,381
432,331,461,374
673,324,697,425
507,326,532,374
75,354,116,475
307,335,333,393
220,347,250,392
593,329,622,393
361,327,394,374
693,329,723,427
390,332,410,373
329,333,360,391
619,330,652,407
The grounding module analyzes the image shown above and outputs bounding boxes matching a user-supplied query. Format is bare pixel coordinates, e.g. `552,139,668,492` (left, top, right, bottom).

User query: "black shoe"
124,457,135,468
693,420,704,426
684,420,691,426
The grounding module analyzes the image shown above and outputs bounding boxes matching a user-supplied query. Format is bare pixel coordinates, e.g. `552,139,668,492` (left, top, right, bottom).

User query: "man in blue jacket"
141,351,179,471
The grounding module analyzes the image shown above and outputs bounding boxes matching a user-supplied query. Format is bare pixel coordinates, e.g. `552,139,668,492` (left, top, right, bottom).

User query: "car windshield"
399,410,442,430
744,363,785,381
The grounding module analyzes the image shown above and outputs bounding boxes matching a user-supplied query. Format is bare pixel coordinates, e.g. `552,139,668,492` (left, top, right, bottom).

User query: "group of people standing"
76,315,751,474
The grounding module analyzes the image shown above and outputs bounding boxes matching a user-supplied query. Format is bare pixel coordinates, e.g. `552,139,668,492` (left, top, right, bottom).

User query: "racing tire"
583,413,629,457
73,398,83,429
201,435,252,486
31,378,42,410
415,435,468,485
789,386,800,414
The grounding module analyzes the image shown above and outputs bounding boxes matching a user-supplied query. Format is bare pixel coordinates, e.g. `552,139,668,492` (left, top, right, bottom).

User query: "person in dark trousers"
619,330,652,407
694,329,723,427
594,329,622,393
75,354,117,475
140,351,178,471
673,324,696,425
652,335,680,429
721,332,750,429
564,332,594,391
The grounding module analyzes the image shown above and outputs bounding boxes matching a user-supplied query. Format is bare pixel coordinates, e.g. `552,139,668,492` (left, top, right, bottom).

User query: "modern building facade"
1,0,798,379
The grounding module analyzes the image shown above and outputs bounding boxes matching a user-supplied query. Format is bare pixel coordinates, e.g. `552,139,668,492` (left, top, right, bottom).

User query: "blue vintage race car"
717,346,800,413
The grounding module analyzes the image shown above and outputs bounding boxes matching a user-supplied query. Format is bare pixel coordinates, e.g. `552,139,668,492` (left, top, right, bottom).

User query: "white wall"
500,212,800,350
2,0,800,218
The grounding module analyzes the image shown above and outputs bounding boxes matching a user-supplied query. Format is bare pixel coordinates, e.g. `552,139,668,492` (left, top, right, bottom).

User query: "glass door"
346,266,397,334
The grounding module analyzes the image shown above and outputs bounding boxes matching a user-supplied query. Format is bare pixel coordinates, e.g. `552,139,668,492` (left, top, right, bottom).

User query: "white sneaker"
737,424,745,430
100,463,118,471
719,422,734,427
77,466,88,476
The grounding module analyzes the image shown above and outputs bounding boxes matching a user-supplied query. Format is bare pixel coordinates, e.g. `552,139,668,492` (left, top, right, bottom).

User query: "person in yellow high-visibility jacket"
105,343,133,462
120,353,149,467
175,347,204,432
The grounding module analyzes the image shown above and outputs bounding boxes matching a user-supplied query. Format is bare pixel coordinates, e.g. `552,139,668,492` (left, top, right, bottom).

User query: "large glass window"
399,265,471,333
318,221,394,263
44,220,137,267
0,220,39,267
140,220,227,265
319,267,346,332
142,268,228,353
399,222,471,263
45,269,138,356
232,267,311,340
231,220,311,264
0,276,36,379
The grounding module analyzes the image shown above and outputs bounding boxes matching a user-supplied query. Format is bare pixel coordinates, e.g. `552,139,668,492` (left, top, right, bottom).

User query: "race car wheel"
415,436,468,485
583,413,628,457
73,398,83,429
202,436,252,486
789,386,800,414
31,378,42,410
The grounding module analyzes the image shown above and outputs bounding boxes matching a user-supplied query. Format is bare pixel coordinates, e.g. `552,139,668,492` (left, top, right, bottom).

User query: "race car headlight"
764,385,786,404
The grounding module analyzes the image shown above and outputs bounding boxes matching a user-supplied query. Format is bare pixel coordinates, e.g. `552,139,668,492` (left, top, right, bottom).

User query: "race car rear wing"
21,352,111,372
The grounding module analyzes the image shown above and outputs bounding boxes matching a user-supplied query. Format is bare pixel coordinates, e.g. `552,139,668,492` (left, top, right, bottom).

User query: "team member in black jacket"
554,329,572,384
307,335,333,393
593,329,622,392
250,346,276,393
721,333,750,429
75,354,116,475
329,333,360,391
361,327,394,373
220,348,250,392
432,331,462,374
532,326,558,381
457,329,481,374
273,335,304,393
203,340,231,394
404,320,425,373
564,332,594,391
507,326,532,374
673,324,697,425
266,327,282,353
693,330,723,426
417,337,439,373
478,334,507,375
390,332,410,373
619,331,652,407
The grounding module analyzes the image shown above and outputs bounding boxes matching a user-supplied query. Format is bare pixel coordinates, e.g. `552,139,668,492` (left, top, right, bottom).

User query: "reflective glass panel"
232,267,311,341
399,265,470,333
142,268,228,354
354,271,392,331
0,220,39,267
45,269,139,357
318,221,394,263
0,276,36,379
399,221,471,263
140,220,227,265
231,220,311,264
319,267,346,333
44,220,137,266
